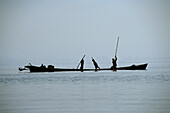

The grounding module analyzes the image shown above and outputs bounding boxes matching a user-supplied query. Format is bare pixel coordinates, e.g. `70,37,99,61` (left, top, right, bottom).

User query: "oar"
115,36,119,59
76,55,86,69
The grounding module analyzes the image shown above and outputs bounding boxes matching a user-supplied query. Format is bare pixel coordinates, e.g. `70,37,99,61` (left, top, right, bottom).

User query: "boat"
19,37,148,72
20,63,148,72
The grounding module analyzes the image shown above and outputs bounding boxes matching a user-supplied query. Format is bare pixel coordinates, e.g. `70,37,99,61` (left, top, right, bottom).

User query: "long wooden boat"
19,63,148,72
19,37,148,73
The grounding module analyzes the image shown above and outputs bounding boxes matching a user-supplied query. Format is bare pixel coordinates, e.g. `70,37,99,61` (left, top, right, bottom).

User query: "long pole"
115,36,119,59
76,55,86,69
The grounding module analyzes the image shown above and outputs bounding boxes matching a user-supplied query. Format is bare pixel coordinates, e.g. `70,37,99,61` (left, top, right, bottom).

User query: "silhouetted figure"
41,64,46,68
91,57,100,71
80,59,84,72
112,56,117,71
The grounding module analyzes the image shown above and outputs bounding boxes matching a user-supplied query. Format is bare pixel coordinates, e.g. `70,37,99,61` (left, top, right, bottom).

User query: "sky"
0,0,169,67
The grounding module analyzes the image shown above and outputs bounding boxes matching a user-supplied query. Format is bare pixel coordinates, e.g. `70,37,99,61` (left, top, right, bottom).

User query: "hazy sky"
0,0,169,66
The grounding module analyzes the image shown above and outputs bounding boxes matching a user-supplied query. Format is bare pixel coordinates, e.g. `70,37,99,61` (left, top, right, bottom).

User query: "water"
0,60,170,113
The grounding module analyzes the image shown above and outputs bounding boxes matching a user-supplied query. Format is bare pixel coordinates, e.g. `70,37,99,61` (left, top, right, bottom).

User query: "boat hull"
117,63,148,70
24,63,148,72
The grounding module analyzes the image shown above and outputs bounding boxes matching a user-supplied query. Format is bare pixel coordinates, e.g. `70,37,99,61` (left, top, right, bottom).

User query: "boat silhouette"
19,37,148,72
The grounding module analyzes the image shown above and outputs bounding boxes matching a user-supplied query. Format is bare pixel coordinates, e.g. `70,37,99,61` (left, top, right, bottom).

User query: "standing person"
111,37,119,71
91,57,100,71
112,56,117,71
77,55,86,72
80,59,84,72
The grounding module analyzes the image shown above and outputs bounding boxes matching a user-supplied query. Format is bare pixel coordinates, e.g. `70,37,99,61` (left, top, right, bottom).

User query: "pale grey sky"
0,0,169,67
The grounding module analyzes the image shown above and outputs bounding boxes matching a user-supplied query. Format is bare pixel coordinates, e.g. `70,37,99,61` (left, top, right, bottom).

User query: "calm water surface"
0,61,170,113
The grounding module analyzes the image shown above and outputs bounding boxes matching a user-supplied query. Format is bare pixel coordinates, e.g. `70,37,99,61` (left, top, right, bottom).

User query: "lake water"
0,60,170,113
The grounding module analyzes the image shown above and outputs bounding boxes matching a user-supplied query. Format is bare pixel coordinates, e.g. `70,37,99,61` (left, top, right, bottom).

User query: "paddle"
76,55,86,69
115,36,119,59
